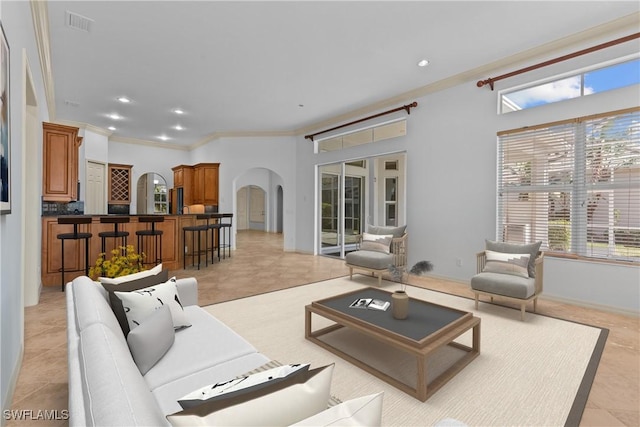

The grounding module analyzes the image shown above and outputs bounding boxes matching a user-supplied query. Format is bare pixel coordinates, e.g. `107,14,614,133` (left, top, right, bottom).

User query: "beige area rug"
204,275,607,426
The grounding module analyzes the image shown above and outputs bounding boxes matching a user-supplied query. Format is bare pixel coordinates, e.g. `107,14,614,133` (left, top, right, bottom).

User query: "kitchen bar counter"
41,214,215,287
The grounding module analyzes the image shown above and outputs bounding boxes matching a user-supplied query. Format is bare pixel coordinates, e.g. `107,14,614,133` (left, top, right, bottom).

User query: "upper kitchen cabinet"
108,163,133,204
42,122,82,202
172,165,194,213
193,163,219,206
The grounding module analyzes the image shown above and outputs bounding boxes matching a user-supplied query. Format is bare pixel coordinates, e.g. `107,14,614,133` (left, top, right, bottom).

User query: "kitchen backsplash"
42,201,84,216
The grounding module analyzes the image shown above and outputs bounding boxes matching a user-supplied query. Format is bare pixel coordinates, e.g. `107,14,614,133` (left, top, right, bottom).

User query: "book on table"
349,298,390,311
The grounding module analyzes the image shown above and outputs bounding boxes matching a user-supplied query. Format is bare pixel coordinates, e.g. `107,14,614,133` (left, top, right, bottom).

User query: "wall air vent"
65,11,94,32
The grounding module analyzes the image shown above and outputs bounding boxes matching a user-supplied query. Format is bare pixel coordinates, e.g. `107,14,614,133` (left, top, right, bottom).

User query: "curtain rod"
305,102,418,141
477,32,640,90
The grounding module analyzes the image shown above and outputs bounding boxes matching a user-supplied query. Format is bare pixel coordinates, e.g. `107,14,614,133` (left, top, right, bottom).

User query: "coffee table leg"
473,322,481,353
416,355,428,401
305,307,311,338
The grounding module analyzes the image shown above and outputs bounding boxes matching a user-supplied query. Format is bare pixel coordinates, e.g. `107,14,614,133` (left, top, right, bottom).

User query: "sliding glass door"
319,163,365,257
317,154,406,258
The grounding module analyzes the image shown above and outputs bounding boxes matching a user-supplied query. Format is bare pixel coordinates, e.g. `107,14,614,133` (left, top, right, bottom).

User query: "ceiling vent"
65,11,94,32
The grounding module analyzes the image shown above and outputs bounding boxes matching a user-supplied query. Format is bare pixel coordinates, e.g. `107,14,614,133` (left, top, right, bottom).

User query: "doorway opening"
237,185,266,231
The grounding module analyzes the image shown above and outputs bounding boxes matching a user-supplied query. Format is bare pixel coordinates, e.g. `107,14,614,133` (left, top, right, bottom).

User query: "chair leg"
474,293,479,310
533,297,538,313
349,267,353,280
377,273,382,287
61,239,65,292
520,304,525,321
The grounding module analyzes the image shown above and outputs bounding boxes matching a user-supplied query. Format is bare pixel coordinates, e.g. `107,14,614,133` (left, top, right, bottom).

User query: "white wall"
190,135,298,250
107,141,190,213
0,0,50,417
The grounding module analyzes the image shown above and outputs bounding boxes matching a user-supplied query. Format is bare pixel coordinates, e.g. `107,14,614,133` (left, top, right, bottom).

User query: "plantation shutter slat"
497,108,640,262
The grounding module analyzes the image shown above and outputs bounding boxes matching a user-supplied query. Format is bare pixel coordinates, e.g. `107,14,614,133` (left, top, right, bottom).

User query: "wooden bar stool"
57,216,92,292
99,216,130,254
182,214,210,270
136,216,164,267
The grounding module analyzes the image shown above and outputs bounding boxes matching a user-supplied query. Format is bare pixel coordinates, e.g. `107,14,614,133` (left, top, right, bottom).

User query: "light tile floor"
7,230,639,426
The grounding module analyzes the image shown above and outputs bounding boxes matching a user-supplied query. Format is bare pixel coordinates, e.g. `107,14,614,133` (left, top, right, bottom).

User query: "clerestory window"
500,57,640,114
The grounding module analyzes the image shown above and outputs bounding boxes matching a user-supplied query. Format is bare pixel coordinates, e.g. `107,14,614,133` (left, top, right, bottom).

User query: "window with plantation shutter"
497,107,640,262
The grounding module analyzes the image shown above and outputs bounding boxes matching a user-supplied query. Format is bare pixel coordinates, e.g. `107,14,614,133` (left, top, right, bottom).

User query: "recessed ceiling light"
107,113,122,120
173,125,184,131
417,59,430,67
158,135,170,141
117,96,131,103
107,126,116,131
172,108,185,115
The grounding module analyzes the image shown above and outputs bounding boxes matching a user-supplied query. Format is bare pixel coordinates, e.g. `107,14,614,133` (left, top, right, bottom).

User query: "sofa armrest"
176,277,198,306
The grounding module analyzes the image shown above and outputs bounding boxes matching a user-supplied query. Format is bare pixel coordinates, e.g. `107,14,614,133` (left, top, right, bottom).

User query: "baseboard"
540,294,639,318
413,273,639,317
1,344,24,427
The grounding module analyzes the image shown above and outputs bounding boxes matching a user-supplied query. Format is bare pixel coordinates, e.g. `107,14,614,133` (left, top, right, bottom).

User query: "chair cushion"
483,250,530,278
345,250,393,270
367,224,406,238
360,233,393,254
485,240,541,277
471,272,536,299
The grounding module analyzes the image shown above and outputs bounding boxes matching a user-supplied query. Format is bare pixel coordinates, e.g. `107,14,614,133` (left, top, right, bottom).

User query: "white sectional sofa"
66,275,275,426
67,275,385,426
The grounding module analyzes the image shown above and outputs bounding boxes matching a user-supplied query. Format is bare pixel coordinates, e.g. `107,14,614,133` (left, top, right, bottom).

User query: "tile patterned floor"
6,230,639,426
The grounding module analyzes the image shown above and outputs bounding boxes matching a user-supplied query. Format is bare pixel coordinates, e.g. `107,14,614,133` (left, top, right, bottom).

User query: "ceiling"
44,1,640,148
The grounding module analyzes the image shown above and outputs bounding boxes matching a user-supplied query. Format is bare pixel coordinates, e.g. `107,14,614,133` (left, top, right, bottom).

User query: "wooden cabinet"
193,163,219,205
108,163,133,204
171,163,219,213
42,122,82,202
172,165,194,213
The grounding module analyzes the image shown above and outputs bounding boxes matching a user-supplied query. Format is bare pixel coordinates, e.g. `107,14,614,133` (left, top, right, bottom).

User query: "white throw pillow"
127,305,175,375
98,263,162,285
360,233,393,254
167,364,334,427
291,392,384,426
114,277,191,331
178,363,310,409
482,250,530,278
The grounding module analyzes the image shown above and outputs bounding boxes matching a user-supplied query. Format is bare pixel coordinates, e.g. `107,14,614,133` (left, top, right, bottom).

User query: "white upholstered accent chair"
345,225,407,286
470,240,544,321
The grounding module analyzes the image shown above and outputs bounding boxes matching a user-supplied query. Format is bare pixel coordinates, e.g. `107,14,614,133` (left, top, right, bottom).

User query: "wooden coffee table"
305,287,480,401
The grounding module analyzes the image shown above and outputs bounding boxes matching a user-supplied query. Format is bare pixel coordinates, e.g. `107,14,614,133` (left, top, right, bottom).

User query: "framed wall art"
1,22,10,215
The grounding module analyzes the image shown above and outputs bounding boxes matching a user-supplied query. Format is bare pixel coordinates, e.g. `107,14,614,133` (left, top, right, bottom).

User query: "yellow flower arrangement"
89,245,146,279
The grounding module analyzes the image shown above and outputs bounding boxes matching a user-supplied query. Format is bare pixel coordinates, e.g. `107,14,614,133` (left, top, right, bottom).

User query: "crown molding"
30,0,56,120
296,12,640,137
110,135,191,151
191,130,297,149
56,120,113,137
